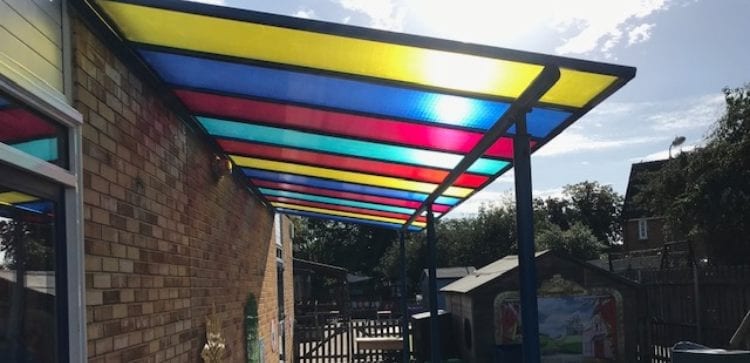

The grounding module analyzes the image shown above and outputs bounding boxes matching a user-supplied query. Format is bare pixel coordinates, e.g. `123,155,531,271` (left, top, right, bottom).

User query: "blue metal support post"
513,112,541,363
400,231,411,362
426,207,441,363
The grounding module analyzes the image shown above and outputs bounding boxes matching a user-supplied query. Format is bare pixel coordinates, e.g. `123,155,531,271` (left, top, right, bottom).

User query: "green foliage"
533,181,623,261
438,203,518,268
374,203,519,292
639,85,750,265
291,218,397,276
291,183,623,293
536,222,605,261
0,219,55,270
558,181,623,245
374,233,426,292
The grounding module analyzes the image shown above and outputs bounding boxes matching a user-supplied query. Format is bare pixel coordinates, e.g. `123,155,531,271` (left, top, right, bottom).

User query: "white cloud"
648,94,725,131
293,8,316,19
447,190,511,218
333,0,406,30
587,100,648,116
535,132,663,157
628,23,655,45
552,0,669,55
534,187,565,200
328,0,671,55
445,186,566,218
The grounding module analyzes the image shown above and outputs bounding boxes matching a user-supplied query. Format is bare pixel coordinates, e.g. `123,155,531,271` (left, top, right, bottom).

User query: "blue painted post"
513,113,541,363
427,208,441,363
400,231,411,362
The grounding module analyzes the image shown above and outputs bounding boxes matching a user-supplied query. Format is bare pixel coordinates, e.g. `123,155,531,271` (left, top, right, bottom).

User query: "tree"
374,203,519,293
292,218,397,276
374,233,426,293
531,180,625,262
536,222,605,261
292,181,623,293
561,181,624,245
0,218,55,270
639,85,750,265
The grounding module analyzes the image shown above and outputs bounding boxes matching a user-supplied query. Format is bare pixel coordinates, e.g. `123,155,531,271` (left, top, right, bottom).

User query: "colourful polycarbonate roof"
0,191,53,215
0,94,64,164
89,0,635,230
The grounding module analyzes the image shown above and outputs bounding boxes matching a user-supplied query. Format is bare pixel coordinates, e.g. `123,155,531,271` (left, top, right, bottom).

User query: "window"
1,63,85,362
274,214,286,360
0,164,67,362
0,93,68,168
638,219,648,240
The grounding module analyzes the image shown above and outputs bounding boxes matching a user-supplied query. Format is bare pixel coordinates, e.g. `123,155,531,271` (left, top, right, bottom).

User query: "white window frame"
0,8,86,359
637,218,648,240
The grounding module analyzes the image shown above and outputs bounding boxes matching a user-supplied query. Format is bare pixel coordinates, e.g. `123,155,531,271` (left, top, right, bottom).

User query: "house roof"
84,0,635,230
443,250,640,294
422,266,476,280
441,251,550,293
623,160,668,219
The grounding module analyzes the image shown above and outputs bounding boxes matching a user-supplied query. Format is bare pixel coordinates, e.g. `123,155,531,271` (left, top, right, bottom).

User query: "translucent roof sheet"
90,0,635,230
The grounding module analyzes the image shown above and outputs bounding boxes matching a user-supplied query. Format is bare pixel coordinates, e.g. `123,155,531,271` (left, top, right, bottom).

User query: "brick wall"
623,218,666,251
72,14,293,362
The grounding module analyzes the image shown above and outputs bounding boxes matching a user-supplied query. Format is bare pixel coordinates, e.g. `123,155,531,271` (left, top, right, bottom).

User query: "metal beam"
401,66,560,231
513,113,540,363
399,231,410,362
426,208,440,363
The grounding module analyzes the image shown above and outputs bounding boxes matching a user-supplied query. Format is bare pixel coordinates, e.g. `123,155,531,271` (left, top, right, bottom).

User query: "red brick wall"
72,15,293,363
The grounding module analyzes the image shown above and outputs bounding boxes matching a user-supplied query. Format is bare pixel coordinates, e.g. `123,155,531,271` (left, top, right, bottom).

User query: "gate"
295,312,352,362
351,318,403,362
294,312,406,362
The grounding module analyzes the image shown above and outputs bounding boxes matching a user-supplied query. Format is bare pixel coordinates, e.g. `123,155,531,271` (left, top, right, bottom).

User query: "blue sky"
194,0,750,215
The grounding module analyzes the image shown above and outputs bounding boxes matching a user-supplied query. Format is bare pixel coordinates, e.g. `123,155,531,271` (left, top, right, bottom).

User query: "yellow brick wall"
72,13,292,363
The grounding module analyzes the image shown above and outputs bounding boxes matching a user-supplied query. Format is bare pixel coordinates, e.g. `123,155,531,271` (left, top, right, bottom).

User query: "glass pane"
0,187,58,363
0,93,68,168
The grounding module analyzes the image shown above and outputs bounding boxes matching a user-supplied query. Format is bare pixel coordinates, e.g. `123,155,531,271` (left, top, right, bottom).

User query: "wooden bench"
355,337,403,350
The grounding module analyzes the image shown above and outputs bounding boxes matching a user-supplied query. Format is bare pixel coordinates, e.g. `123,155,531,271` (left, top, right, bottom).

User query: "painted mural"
495,295,618,362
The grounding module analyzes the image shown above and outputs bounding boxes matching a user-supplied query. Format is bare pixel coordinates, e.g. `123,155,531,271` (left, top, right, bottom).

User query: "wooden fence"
295,312,351,363
639,265,750,362
351,318,404,362
295,313,407,362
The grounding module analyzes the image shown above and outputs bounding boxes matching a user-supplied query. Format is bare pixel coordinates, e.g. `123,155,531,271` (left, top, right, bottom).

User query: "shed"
442,251,645,363
420,266,476,310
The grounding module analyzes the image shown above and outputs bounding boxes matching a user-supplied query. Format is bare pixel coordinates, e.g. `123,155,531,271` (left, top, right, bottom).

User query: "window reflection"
0,93,67,168
0,188,58,363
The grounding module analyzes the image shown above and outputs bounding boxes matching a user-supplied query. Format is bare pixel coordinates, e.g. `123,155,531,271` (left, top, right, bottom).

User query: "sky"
193,0,750,216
